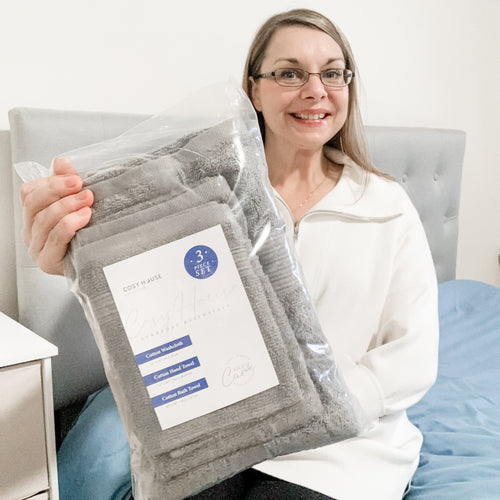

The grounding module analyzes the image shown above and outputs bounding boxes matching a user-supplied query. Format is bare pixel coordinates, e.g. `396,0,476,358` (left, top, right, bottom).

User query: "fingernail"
75,190,89,200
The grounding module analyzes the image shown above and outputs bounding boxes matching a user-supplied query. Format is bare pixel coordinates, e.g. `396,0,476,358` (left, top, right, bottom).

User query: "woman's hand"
20,158,94,276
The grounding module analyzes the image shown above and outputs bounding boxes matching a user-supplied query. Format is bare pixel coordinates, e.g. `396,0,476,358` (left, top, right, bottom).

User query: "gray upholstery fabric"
366,126,465,284
0,130,17,319
7,107,466,416
8,108,148,409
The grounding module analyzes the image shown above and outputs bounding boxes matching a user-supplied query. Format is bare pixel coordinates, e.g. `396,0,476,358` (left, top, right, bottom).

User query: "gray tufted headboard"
7,107,466,412
366,126,465,283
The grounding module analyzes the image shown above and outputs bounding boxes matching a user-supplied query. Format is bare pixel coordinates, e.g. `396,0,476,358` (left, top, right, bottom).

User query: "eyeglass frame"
254,67,354,88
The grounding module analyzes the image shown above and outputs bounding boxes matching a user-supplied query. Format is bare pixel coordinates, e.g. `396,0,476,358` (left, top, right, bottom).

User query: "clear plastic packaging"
18,81,363,499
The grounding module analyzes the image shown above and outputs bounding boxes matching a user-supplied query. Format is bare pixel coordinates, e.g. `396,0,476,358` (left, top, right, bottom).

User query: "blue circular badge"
184,245,218,279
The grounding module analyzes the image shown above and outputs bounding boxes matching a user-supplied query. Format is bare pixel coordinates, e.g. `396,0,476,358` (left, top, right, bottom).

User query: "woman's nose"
300,73,328,99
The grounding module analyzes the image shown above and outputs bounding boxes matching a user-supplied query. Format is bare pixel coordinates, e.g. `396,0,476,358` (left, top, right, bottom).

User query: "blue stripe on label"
142,356,200,386
151,378,208,408
135,335,192,365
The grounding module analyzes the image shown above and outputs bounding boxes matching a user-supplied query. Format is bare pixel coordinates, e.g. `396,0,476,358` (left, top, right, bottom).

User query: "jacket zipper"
274,195,402,241
294,210,403,237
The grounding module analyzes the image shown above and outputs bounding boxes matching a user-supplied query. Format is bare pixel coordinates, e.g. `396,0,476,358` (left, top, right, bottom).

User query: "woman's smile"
290,109,331,124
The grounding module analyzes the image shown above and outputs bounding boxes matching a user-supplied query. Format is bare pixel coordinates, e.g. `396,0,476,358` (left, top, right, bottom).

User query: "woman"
21,9,438,500
238,10,439,500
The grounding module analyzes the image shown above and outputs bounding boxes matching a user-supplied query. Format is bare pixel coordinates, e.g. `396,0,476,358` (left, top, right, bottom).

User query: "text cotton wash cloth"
21,82,363,499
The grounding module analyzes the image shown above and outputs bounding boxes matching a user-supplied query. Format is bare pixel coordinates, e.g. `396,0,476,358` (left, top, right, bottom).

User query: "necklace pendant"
291,174,328,214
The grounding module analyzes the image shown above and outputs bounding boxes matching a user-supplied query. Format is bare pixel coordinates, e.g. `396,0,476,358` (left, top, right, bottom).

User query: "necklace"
291,173,328,214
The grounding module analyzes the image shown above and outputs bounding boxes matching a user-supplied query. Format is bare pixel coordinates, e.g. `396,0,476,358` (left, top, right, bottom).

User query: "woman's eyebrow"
271,57,300,66
324,57,345,65
271,57,345,66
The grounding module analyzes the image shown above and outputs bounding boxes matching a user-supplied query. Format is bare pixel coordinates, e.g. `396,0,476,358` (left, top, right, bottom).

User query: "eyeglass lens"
276,68,351,87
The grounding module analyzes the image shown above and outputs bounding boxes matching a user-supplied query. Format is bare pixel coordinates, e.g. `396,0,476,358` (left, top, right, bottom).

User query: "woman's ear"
248,77,262,112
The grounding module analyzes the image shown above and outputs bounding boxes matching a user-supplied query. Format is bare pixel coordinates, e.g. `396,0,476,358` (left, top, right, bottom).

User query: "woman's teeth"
294,113,326,120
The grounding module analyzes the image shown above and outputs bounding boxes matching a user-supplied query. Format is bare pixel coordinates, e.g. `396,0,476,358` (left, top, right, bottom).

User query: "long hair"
242,8,388,177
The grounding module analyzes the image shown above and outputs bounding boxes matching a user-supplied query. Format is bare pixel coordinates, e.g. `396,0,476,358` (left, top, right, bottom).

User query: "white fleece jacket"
254,148,439,500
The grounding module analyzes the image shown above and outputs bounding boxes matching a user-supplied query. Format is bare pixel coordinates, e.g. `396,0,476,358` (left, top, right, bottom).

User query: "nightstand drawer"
0,360,49,499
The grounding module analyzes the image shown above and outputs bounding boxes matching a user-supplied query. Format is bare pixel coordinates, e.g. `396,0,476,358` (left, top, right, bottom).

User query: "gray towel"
67,200,321,456
171,121,357,424
65,119,361,499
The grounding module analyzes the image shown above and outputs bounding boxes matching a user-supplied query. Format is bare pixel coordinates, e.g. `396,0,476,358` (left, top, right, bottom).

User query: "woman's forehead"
264,26,344,66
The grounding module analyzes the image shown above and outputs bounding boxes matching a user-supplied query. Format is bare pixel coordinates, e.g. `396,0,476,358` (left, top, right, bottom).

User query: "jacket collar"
314,147,403,219
271,147,403,224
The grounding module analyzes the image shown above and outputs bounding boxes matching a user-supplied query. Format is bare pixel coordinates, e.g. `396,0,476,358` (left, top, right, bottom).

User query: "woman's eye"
323,69,343,80
281,69,300,79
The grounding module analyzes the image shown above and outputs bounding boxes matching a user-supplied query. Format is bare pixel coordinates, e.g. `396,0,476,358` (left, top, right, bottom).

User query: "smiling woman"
19,8,439,500
236,9,438,500
242,10,383,174
247,25,349,220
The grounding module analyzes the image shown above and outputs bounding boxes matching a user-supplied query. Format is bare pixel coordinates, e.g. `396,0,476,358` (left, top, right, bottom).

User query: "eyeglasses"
254,68,354,88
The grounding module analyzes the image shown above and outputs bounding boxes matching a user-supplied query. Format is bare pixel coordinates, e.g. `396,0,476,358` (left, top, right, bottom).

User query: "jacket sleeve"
340,197,439,423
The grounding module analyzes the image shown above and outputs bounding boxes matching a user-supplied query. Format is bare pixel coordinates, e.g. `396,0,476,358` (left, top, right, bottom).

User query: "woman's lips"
293,112,326,119
291,111,331,123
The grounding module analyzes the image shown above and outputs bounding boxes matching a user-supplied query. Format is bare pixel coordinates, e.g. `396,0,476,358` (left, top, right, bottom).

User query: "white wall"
1,0,499,317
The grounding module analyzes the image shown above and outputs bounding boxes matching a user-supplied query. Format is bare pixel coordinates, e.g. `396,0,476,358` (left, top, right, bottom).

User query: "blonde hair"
243,8,388,177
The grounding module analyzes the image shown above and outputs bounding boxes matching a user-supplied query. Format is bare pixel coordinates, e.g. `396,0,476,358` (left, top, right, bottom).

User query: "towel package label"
103,224,279,430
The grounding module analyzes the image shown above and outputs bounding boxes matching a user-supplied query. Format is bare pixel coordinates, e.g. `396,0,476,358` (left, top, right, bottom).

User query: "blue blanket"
57,280,500,499
57,387,132,500
406,280,500,499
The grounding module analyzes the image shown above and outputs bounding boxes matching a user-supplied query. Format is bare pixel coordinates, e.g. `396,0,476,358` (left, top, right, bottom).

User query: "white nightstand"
0,312,59,500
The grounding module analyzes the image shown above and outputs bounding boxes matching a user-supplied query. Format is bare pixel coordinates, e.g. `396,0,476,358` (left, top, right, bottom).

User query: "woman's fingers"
21,173,83,240
35,205,93,276
28,189,94,258
20,157,79,204
52,157,78,176
20,158,94,275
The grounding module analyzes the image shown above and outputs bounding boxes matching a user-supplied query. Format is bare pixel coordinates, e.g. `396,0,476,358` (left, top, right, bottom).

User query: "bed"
406,279,500,498
6,107,500,499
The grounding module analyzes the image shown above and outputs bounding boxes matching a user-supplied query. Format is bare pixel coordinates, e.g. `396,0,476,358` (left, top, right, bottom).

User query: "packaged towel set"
18,81,364,499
